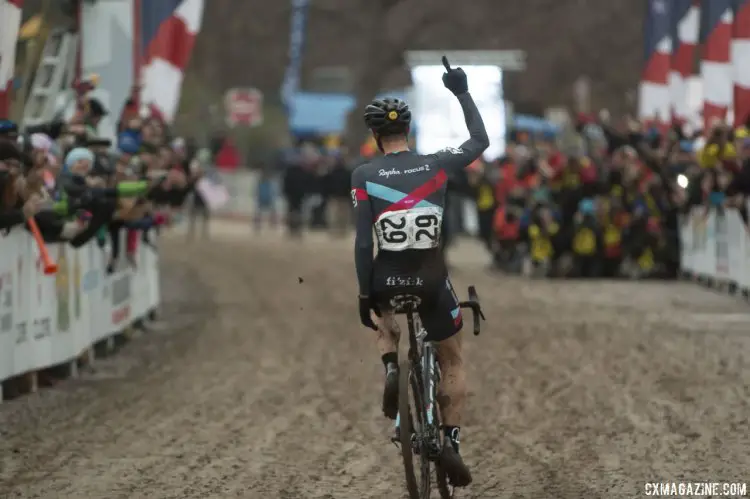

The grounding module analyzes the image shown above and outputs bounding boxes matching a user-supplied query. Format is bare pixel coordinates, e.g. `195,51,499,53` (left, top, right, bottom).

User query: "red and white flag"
669,0,700,123
732,0,750,126
0,0,23,119
701,0,735,129
639,0,673,125
139,0,204,123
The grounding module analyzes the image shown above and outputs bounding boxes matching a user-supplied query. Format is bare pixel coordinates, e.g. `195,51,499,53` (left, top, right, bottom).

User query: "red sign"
112,305,131,325
224,88,263,127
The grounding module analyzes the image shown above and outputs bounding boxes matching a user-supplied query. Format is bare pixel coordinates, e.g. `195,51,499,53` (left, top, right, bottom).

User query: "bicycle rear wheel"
398,360,431,499
433,401,453,498
435,466,452,498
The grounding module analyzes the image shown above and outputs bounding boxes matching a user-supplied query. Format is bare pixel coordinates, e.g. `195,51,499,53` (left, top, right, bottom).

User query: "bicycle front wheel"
398,360,431,499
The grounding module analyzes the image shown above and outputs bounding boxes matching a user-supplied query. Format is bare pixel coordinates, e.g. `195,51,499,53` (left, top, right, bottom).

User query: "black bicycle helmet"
363,98,411,136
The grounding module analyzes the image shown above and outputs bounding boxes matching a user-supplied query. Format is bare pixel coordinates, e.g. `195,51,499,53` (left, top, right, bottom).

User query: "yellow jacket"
698,143,736,168
528,223,558,262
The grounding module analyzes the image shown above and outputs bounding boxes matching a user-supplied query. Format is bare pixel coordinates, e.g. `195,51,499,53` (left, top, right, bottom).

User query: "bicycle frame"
392,286,484,498
395,308,443,460
393,285,484,456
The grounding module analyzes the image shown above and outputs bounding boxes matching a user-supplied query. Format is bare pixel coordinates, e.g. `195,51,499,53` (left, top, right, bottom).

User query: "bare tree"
310,0,447,152
190,0,645,139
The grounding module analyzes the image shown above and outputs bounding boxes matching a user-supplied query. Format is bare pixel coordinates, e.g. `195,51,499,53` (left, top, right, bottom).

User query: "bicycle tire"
435,464,452,498
414,370,432,498
399,360,420,499
413,362,434,498
433,401,452,498
430,367,452,498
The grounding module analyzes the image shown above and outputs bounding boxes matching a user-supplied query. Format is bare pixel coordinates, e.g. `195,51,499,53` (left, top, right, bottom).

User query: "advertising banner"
0,231,160,385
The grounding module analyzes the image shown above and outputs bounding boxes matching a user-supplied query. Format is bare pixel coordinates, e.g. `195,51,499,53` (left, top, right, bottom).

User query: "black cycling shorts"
370,254,463,342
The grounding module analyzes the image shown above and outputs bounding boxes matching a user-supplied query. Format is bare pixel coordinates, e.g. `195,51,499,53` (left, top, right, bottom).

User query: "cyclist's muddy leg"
435,329,472,485
435,330,466,426
377,309,401,420
375,309,400,356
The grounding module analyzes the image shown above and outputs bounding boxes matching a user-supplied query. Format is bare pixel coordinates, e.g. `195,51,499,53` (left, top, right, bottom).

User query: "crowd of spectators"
240,107,750,284
275,142,352,236
0,84,207,271
461,112,750,280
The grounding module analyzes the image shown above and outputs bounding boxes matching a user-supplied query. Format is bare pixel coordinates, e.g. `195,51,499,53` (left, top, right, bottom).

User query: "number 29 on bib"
375,207,442,251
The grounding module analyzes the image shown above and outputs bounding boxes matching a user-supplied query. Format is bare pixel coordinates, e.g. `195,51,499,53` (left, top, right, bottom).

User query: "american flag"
641,0,750,131
0,0,23,119
639,0,673,124
669,0,700,122
733,0,750,126
701,0,734,128
139,0,204,123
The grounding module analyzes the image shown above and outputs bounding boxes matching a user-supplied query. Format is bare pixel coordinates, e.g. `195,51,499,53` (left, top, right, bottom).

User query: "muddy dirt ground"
1,224,749,498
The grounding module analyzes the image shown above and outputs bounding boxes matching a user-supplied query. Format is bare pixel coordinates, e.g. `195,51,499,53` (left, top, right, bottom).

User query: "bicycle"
388,286,485,499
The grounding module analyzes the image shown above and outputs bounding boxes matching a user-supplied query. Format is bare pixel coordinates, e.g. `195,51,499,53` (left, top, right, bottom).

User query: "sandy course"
1,223,749,498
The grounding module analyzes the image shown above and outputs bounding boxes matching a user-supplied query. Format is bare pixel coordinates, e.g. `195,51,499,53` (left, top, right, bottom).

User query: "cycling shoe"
382,363,399,420
439,437,473,487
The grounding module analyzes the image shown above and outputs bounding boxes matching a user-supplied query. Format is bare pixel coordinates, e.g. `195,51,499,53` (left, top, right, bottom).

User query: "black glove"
441,56,468,96
358,295,378,330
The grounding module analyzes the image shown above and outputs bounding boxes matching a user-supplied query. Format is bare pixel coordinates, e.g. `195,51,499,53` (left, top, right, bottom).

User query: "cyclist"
351,62,489,487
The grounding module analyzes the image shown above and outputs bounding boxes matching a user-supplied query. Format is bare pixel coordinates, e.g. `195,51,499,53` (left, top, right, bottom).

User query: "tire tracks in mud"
0,259,215,497
2,230,750,498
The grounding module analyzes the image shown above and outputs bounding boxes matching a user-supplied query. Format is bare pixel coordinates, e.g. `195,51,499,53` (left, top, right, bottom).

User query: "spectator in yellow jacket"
734,126,748,158
698,124,736,169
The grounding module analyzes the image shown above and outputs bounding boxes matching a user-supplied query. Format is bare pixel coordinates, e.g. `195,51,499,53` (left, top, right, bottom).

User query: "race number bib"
375,207,442,251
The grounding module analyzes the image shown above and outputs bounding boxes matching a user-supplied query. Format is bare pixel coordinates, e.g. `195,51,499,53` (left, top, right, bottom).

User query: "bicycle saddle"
389,294,422,313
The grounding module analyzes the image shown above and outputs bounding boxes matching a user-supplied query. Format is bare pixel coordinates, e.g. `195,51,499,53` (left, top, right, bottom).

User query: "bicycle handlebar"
458,285,486,336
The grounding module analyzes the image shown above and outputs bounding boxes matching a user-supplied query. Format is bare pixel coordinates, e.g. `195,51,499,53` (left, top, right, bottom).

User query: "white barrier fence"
0,203,740,398
680,203,750,288
0,230,160,399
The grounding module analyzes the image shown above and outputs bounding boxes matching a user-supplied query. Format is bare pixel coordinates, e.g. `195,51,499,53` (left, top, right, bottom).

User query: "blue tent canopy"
513,114,559,135
289,93,355,135
288,92,559,137
288,90,409,136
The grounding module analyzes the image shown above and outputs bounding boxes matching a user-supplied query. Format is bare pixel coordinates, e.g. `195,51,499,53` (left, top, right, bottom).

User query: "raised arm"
431,60,490,174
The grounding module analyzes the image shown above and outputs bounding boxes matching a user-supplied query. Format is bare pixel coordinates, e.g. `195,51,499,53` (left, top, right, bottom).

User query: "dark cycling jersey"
351,92,490,295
